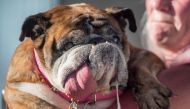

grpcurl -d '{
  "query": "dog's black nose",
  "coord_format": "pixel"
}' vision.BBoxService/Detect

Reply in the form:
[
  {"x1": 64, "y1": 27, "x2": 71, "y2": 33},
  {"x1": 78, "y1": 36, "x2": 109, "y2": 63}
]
[{"x1": 88, "y1": 35, "x2": 106, "y2": 45}]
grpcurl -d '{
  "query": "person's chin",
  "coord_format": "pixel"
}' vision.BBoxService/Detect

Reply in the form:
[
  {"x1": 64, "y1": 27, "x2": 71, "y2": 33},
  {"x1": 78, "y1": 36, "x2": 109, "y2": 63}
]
[
  {"x1": 148, "y1": 27, "x2": 179, "y2": 50},
  {"x1": 149, "y1": 22, "x2": 176, "y2": 40},
  {"x1": 150, "y1": 21, "x2": 174, "y2": 30}
]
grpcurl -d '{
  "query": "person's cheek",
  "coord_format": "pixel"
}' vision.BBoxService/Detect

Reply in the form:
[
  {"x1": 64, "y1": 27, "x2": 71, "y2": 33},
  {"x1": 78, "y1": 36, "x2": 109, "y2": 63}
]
[{"x1": 145, "y1": 1, "x2": 153, "y2": 16}]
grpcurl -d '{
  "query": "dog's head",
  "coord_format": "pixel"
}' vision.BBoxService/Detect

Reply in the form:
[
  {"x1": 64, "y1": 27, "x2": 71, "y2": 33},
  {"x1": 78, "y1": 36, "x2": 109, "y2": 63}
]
[{"x1": 19, "y1": 3, "x2": 136, "y2": 102}]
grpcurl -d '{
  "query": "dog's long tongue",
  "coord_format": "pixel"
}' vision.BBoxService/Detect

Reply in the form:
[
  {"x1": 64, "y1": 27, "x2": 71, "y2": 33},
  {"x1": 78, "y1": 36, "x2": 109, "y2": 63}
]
[{"x1": 64, "y1": 64, "x2": 97, "y2": 101}]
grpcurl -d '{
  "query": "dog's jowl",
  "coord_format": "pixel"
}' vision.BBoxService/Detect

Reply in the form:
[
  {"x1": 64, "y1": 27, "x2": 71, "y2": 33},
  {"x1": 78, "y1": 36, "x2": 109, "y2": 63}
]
[{"x1": 4, "y1": 3, "x2": 171, "y2": 109}]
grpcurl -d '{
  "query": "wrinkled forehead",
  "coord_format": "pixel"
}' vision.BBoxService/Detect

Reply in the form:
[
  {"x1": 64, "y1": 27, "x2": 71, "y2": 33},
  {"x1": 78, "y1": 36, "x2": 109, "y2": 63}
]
[
  {"x1": 42, "y1": 3, "x2": 122, "y2": 42},
  {"x1": 44, "y1": 3, "x2": 109, "y2": 23},
  {"x1": 69, "y1": 3, "x2": 105, "y2": 13}
]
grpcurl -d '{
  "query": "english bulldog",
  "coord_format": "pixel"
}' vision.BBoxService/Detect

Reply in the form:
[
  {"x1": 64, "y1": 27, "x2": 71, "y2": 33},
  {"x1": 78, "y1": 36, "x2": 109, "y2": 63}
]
[{"x1": 4, "y1": 3, "x2": 171, "y2": 109}]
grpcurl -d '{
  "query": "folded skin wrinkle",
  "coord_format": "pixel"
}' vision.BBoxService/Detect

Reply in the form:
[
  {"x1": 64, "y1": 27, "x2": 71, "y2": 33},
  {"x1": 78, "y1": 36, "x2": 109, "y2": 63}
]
[{"x1": 51, "y1": 42, "x2": 128, "y2": 102}]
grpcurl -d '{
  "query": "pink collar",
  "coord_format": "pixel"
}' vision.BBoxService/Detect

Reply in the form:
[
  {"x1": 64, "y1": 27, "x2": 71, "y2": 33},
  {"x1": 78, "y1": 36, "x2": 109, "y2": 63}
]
[{"x1": 33, "y1": 48, "x2": 123, "y2": 104}]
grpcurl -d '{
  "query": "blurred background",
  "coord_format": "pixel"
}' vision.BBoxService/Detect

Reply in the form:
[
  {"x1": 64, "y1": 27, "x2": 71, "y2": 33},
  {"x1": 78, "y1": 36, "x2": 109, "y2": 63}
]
[{"x1": 0, "y1": 0, "x2": 145, "y2": 108}]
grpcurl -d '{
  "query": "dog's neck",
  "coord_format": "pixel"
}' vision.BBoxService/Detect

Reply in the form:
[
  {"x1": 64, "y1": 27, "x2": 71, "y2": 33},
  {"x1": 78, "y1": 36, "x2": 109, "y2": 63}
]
[{"x1": 9, "y1": 82, "x2": 116, "y2": 109}]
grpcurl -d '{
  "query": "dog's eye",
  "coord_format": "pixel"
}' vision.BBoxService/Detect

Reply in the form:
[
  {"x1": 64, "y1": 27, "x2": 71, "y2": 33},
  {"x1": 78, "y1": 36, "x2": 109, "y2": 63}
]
[
  {"x1": 113, "y1": 35, "x2": 120, "y2": 43},
  {"x1": 64, "y1": 41, "x2": 74, "y2": 50},
  {"x1": 56, "y1": 41, "x2": 75, "y2": 52}
]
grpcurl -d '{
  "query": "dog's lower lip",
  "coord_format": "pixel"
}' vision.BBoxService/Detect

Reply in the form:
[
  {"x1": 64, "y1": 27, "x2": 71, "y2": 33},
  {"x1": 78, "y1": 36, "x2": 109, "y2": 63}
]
[
  {"x1": 63, "y1": 64, "x2": 91, "y2": 88},
  {"x1": 62, "y1": 58, "x2": 91, "y2": 88},
  {"x1": 62, "y1": 64, "x2": 85, "y2": 88},
  {"x1": 63, "y1": 64, "x2": 98, "y2": 101},
  {"x1": 62, "y1": 71, "x2": 74, "y2": 88}
]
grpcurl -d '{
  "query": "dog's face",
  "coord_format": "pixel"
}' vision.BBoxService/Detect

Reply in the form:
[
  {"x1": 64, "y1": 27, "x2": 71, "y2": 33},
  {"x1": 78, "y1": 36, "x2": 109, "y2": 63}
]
[{"x1": 20, "y1": 3, "x2": 136, "y2": 102}]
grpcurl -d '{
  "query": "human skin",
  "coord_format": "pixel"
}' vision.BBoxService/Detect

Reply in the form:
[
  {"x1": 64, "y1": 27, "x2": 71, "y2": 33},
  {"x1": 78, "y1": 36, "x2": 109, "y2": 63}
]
[
  {"x1": 144, "y1": 0, "x2": 190, "y2": 67},
  {"x1": 109, "y1": 64, "x2": 190, "y2": 109}
]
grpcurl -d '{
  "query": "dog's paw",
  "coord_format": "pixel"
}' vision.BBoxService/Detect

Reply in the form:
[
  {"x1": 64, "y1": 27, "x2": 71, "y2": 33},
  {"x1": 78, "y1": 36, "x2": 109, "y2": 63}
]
[{"x1": 134, "y1": 83, "x2": 172, "y2": 109}]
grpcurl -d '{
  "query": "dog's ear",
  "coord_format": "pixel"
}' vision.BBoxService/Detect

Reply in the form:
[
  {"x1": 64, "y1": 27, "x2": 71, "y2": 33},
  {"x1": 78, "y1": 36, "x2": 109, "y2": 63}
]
[
  {"x1": 106, "y1": 7, "x2": 137, "y2": 32},
  {"x1": 19, "y1": 13, "x2": 51, "y2": 41}
]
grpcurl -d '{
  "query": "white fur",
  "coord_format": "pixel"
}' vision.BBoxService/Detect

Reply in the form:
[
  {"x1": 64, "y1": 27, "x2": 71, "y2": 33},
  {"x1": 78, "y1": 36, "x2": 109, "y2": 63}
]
[
  {"x1": 69, "y1": 3, "x2": 87, "y2": 7},
  {"x1": 9, "y1": 82, "x2": 69, "y2": 109}
]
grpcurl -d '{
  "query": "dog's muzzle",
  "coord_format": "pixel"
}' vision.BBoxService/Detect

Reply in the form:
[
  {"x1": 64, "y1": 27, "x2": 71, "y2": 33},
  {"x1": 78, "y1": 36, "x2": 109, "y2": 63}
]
[{"x1": 50, "y1": 38, "x2": 129, "y2": 102}]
